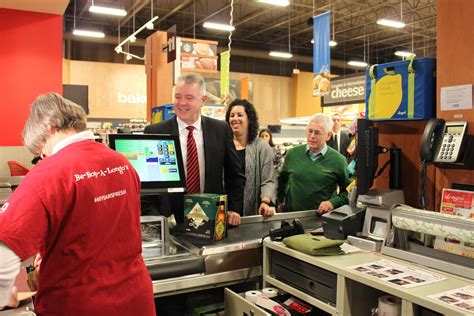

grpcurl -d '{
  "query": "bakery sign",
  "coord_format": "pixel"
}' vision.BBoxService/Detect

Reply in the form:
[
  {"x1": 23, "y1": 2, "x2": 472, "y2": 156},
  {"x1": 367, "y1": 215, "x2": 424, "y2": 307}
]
[{"x1": 322, "y1": 74, "x2": 366, "y2": 106}]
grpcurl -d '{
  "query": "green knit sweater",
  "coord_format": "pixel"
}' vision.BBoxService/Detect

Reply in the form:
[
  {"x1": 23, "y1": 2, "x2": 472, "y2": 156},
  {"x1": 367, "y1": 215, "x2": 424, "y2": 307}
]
[{"x1": 277, "y1": 145, "x2": 350, "y2": 211}]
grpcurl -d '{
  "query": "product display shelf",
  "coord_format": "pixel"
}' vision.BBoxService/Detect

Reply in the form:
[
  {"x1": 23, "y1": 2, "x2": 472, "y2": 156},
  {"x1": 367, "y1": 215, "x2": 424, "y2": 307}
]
[{"x1": 263, "y1": 240, "x2": 472, "y2": 316}]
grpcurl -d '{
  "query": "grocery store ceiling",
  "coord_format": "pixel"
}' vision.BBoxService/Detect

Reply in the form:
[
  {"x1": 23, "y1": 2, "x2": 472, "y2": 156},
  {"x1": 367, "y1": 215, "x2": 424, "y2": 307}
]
[{"x1": 64, "y1": 0, "x2": 436, "y2": 72}]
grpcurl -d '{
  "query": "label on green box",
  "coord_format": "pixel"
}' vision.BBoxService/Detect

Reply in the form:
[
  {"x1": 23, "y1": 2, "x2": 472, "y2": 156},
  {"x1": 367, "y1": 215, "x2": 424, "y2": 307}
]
[{"x1": 184, "y1": 194, "x2": 227, "y2": 242}]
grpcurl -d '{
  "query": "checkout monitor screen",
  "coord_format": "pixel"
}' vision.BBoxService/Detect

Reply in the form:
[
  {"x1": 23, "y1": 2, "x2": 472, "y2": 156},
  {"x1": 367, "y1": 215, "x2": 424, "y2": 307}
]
[{"x1": 108, "y1": 134, "x2": 186, "y2": 193}]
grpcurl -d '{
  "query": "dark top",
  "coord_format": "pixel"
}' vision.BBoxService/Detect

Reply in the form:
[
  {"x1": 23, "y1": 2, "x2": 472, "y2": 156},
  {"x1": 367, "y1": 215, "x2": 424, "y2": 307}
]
[
  {"x1": 143, "y1": 116, "x2": 246, "y2": 221},
  {"x1": 327, "y1": 128, "x2": 351, "y2": 159},
  {"x1": 237, "y1": 149, "x2": 246, "y2": 173}
]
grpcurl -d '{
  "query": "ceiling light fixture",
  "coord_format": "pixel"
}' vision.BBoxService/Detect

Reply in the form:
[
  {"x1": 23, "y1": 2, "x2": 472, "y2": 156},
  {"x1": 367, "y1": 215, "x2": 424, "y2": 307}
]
[
  {"x1": 270, "y1": 13, "x2": 292, "y2": 59},
  {"x1": 145, "y1": 21, "x2": 154, "y2": 30},
  {"x1": 376, "y1": 19, "x2": 406, "y2": 28},
  {"x1": 73, "y1": 29, "x2": 105, "y2": 38},
  {"x1": 114, "y1": 16, "x2": 159, "y2": 59},
  {"x1": 72, "y1": 0, "x2": 105, "y2": 38},
  {"x1": 396, "y1": 15, "x2": 417, "y2": 59},
  {"x1": 377, "y1": 0, "x2": 405, "y2": 28},
  {"x1": 89, "y1": 4, "x2": 127, "y2": 16},
  {"x1": 311, "y1": 39, "x2": 337, "y2": 47},
  {"x1": 203, "y1": 22, "x2": 235, "y2": 31},
  {"x1": 395, "y1": 51, "x2": 416, "y2": 57},
  {"x1": 269, "y1": 51, "x2": 293, "y2": 58},
  {"x1": 330, "y1": 10, "x2": 337, "y2": 47},
  {"x1": 146, "y1": 0, "x2": 155, "y2": 30},
  {"x1": 258, "y1": 0, "x2": 290, "y2": 7},
  {"x1": 347, "y1": 32, "x2": 369, "y2": 68},
  {"x1": 125, "y1": 52, "x2": 144, "y2": 60},
  {"x1": 347, "y1": 60, "x2": 368, "y2": 67}
]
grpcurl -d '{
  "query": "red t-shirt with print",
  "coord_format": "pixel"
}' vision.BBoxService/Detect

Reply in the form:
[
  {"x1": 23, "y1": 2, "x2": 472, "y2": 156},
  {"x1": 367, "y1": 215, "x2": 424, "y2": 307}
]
[{"x1": 0, "y1": 140, "x2": 154, "y2": 316}]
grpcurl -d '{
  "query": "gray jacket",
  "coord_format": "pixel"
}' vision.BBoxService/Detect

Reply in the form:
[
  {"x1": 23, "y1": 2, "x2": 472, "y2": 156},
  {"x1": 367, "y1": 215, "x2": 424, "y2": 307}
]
[{"x1": 243, "y1": 138, "x2": 276, "y2": 216}]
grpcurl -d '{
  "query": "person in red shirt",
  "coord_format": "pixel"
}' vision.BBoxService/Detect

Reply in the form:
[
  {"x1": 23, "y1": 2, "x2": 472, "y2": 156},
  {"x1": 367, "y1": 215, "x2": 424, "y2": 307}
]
[{"x1": 0, "y1": 93, "x2": 155, "y2": 315}]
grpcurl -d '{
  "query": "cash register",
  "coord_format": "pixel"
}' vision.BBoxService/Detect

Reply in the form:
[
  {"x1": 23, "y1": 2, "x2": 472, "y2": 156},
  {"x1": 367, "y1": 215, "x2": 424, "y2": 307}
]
[
  {"x1": 347, "y1": 188, "x2": 404, "y2": 251},
  {"x1": 322, "y1": 205, "x2": 366, "y2": 240}
]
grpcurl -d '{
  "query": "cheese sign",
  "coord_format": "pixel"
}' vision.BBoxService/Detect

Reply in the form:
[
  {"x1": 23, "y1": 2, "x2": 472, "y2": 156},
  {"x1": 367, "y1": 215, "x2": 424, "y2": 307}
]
[{"x1": 323, "y1": 75, "x2": 366, "y2": 106}]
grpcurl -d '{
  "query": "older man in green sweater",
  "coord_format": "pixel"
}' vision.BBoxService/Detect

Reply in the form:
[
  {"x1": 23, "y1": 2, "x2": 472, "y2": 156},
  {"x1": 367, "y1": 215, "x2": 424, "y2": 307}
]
[{"x1": 277, "y1": 113, "x2": 351, "y2": 215}]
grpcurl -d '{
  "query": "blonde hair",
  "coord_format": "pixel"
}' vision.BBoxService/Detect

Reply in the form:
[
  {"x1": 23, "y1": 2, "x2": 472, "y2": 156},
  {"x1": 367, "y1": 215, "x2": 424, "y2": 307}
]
[{"x1": 22, "y1": 93, "x2": 87, "y2": 155}]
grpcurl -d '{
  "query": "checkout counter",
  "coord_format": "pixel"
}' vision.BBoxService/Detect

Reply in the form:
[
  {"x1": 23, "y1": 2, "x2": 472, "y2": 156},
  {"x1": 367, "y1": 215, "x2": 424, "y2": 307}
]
[
  {"x1": 142, "y1": 210, "x2": 322, "y2": 297},
  {"x1": 6, "y1": 177, "x2": 472, "y2": 315}
]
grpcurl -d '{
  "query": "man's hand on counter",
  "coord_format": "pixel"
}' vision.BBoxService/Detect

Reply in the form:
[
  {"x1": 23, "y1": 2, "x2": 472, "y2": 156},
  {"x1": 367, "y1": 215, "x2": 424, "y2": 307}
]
[
  {"x1": 317, "y1": 201, "x2": 334, "y2": 215},
  {"x1": 227, "y1": 211, "x2": 241, "y2": 226}
]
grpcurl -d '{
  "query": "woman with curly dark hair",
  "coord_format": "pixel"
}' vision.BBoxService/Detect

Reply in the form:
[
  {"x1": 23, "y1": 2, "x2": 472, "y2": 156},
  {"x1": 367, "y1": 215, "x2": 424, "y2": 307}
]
[{"x1": 225, "y1": 99, "x2": 275, "y2": 218}]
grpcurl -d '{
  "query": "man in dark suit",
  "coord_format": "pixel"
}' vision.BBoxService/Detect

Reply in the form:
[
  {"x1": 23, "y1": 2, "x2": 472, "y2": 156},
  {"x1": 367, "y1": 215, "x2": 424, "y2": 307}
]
[
  {"x1": 327, "y1": 113, "x2": 351, "y2": 159},
  {"x1": 144, "y1": 73, "x2": 245, "y2": 225}
]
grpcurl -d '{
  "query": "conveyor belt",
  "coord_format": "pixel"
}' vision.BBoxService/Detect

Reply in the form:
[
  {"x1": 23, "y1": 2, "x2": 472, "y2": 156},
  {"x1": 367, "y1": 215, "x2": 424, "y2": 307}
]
[{"x1": 144, "y1": 210, "x2": 323, "y2": 296}]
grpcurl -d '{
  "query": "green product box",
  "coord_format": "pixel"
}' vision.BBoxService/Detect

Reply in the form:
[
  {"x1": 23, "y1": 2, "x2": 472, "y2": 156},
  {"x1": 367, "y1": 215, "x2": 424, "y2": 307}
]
[{"x1": 184, "y1": 193, "x2": 227, "y2": 242}]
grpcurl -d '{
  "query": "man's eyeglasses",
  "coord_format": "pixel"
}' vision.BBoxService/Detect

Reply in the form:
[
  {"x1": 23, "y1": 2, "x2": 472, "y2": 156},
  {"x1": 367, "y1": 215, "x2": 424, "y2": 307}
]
[{"x1": 307, "y1": 129, "x2": 325, "y2": 136}]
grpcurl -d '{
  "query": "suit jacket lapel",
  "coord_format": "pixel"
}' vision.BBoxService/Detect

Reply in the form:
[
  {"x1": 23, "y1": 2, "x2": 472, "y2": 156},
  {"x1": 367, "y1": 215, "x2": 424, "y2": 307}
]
[
  {"x1": 342, "y1": 130, "x2": 349, "y2": 147},
  {"x1": 328, "y1": 135, "x2": 335, "y2": 148},
  {"x1": 201, "y1": 116, "x2": 209, "y2": 172}
]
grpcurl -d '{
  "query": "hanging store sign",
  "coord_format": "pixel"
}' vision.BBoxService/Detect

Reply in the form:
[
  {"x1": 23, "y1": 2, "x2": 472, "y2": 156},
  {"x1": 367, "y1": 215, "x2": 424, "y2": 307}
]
[
  {"x1": 323, "y1": 74, "x2": 366, "y2": 106},
  {"x1": 166, "y1": 25, "x2": 177, "y2": 63},
  {"x1": 220, "y1": 50, "x2": 230, "y2": 97},
  {"x1": 313, "y1": 11, "x2": 331, "y2": 97}
]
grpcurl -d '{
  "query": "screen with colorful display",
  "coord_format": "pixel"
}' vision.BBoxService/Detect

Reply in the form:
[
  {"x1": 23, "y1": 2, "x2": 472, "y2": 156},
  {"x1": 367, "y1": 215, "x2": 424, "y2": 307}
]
[{"x1": 108, "y1": 134, "x2": 186, "y2": 193}]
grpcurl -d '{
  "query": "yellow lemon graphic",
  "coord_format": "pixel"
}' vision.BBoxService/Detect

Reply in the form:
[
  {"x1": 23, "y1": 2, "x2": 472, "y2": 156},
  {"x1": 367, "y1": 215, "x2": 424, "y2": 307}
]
[{"x1": 369, "y1": 74, "x2": 402, "y2": 119}]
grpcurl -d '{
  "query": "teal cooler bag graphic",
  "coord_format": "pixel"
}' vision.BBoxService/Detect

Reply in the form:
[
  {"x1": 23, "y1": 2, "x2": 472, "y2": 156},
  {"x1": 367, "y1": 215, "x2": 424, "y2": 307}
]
[{"x1": 366, "y1": 57, "x2": 436, "y2": 121}]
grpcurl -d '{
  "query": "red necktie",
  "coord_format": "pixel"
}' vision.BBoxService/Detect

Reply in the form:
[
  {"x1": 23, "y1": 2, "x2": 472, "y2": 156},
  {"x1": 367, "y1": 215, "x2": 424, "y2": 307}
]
[{"x1": 186, "y1": 126, "x2": 200, "y2": 194}]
